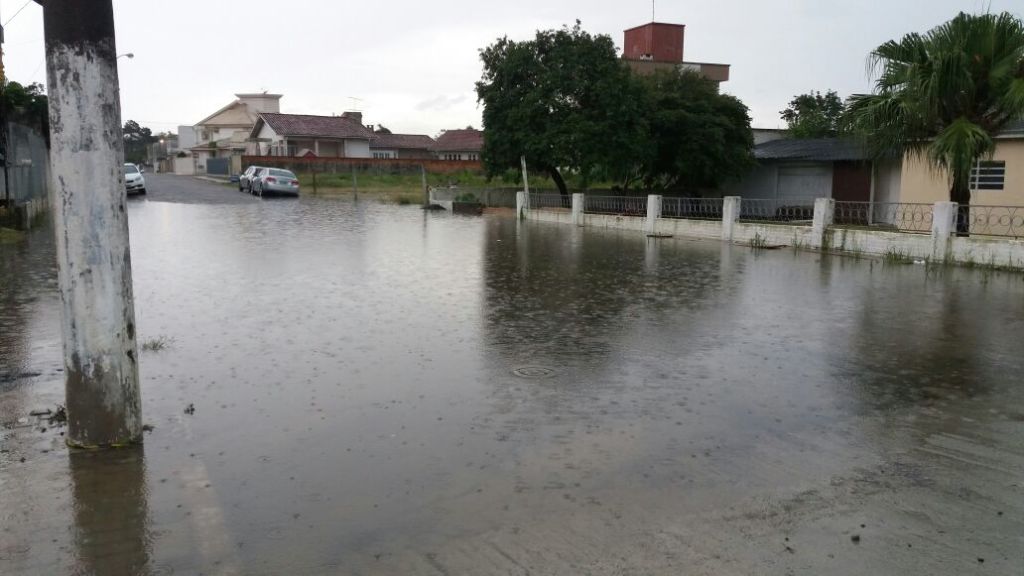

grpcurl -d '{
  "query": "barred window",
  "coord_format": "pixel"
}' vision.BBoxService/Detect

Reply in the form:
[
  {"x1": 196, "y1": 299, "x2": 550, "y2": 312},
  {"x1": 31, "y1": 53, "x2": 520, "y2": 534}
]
[{"x1": 971, "y1": 161, "x2": 1005, "y2": 190}]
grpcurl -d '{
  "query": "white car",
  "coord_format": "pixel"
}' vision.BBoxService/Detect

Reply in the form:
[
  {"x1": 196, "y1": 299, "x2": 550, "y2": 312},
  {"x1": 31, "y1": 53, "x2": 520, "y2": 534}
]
[{"x1": 125, "y1": 163, "x2": 146, "y2": 195}]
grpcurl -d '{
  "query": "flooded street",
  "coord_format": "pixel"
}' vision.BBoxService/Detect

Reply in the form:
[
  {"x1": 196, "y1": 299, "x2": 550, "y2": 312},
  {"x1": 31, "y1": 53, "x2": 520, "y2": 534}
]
[{"x1": 2, "y1": 174, "x2": 1024, "y2": 575}]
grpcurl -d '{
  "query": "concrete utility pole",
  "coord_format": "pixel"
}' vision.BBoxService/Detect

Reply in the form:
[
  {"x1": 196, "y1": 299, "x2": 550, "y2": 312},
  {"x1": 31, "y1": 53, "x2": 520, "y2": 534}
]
[{"x1": 41, "y1": 0, "x2": 142, "y2": 448}]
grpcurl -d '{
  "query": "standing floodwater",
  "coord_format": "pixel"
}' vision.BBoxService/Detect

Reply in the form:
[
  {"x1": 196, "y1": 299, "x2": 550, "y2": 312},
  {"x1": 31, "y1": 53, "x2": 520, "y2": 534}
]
[{"x1": 2, "y1": 175, "x2": 1023, "y2": 575}]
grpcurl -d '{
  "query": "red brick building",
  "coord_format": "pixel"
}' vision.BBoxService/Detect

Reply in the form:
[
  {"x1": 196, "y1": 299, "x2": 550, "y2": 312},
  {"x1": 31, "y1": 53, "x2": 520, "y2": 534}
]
[{"x1": 622, "y1": 22, "x2": 730, "y2": 84}]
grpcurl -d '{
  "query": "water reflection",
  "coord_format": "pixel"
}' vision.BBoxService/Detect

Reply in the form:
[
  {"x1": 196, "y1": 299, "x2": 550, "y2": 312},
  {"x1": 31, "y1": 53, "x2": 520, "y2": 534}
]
[
  {"x1": 3, "y1": 188, "x2": 1024, "y2": 574},
  {"x1": 69, "y1": 447, "x2": 151, "y2": 576}
]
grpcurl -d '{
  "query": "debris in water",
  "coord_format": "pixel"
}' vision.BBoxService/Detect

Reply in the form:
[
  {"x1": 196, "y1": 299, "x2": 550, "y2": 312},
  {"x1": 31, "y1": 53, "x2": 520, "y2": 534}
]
[
  {"x1": 49, "y1": 406, "x2": 67, "y2": 425},
  {"x1": 184, "y1": 403, "x2": 195, "y2": 415},
  {"x1": 29, "y1": 409, "x2": 52, "y2": 417},
  {"x1": 851, "y1": 534, "x2": 861, "y2": 544},
  {"x1": 142, "y1": 424, "x2": 155, "y2": 432}
]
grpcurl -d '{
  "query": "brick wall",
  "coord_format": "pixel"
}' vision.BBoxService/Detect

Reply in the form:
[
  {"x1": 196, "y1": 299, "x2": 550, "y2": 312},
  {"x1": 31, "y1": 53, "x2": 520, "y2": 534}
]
[{"x1": 242, "y1": 155, "x2": 482, "y2": 175}]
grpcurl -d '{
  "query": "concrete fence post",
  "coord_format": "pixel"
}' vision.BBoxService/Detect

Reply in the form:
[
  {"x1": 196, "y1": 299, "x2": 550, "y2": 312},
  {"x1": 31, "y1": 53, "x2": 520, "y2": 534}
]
[
  {"x1": 43, "y1": 0, "x2": 142, "y2": 447},
  {"x1": 931, "y1": 201, "x2": 958, "y2": 262},
  {"x1": 645, "y1": 194, "x2": 662, "y2": 236},
  {"x1": 721, "y1": 196, "x2": 741, "y2": 242},
  {"x1": 572, "y1": 193, "x2": 585, "y2": 227},
  {"x1": 811, "y1": 198, "x2": 835, "y2": 250}
]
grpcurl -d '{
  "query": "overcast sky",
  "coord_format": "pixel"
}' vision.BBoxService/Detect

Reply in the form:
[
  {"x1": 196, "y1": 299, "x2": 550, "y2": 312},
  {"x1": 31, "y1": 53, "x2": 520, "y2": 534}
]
[{"x1": 0, "y1": 0, "x2": 1019, "y2": 137}]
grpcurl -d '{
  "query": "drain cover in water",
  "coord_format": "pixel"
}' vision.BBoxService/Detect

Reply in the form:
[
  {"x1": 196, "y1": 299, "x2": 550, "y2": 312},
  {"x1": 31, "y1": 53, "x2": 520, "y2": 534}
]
[{"x1": 512, "y1": 365, "x2": 559, "y2": 379}]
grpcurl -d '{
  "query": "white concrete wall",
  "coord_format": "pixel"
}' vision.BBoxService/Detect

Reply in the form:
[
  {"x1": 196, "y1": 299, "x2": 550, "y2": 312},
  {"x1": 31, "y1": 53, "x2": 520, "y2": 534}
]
[
  {"x1": 524, "y1": 196, "x2": 1024, "y2": 271},
  {"x1": 173, "y1": 156, "x2": 194, "y2": 175}
]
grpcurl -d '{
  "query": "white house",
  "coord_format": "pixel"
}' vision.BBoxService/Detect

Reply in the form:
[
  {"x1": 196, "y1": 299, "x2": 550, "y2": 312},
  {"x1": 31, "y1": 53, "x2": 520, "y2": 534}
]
[{"x1": 248, "y1": 111, "x2": 374, "y2": 158}]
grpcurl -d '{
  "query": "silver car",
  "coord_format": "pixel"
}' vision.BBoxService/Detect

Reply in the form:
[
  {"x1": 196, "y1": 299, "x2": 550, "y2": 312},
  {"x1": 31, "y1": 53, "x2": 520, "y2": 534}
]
[
  {"x1": 124, "y1": 163, "x2": 146, "y2": 195},
  {"x1": 239, "y1": 165, "x2": 265, "y2": 193},
  {"x1": 252, "y1": 168, "x2": 300, "y2": 197}
]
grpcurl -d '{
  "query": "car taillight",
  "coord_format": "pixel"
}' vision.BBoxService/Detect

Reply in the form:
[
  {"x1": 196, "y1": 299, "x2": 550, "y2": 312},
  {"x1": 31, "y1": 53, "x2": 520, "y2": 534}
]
[{"x1": 266, "y1": 177, "x2": 276, "y2": 183}]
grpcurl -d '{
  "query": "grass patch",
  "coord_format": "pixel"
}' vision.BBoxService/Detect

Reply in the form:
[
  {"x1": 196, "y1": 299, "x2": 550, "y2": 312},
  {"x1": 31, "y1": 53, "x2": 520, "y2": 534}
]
[
  {"x1": 141, "y1": 336, "x2": 174, "y2": 352},
  {"x1": 0, "y1": 227, "x2": 24, "y2": 244},
  {"x1": 882, "y1": 247, "x2": 914, "y2": 264}
]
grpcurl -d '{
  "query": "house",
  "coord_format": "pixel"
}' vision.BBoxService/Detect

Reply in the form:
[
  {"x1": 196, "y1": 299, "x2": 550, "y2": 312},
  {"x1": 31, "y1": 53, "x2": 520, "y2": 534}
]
[
  {"x1": 724, "y1": 138, "x2": 899, "y2": 205},
  {"x1": 370, "y1": 133, "x2": 436, "y2": 159},
  {"x1": 434, "y1": 128, "x2": 483, "y2": 161},
  {"x1": 190, "y1": 93, "x2": 283, "y2": 175},
  {"x1": 248, "y1": 111, "x2": 374, "y2": 158},
  {"x1": 897, "y1": 119, "x2": 1024, "y2": 208},
  {"x1": 621, "y1": 22, "x2": 730, "y2": 84}
]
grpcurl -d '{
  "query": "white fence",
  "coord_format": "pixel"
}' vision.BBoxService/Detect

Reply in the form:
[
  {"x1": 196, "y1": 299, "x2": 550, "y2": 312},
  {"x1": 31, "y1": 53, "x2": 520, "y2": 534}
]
[{"x1": 518, "y1": 193, "x2": 1024, "y2": 271}]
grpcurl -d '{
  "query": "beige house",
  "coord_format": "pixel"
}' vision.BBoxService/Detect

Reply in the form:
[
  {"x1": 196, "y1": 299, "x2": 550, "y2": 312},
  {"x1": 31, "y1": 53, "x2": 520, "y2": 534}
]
[
  {"x1": 190, "y1": 93, "x2": 283, "y2": 174},
  {"x1": 898, "y1": 120, "x2": 1024, "y2": 208}
]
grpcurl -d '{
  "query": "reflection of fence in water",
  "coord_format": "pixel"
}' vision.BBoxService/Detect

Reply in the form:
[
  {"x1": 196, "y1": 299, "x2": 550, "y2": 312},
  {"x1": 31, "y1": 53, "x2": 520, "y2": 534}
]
[
  {"x1": 738, "y1": 198, "x2": 815, "y2": 223},
  {"x1": 583, "y1": 195, "x2": 647, "y2": 216},
  {"x1": 661, "y1": 197, "x2": 723, "y2": 220},
  {"x1": 833, "y1": 202, "x2": 934, "y2": 234}
]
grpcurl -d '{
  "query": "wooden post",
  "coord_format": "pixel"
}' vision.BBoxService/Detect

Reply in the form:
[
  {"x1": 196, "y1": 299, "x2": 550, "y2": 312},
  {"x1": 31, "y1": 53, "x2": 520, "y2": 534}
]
[
  {"x1": 520, "y1": 155, "x2": 530, "y2": 210},
  {"x1": 42, "y1": 0, "x2": 142, "y2": 448}
]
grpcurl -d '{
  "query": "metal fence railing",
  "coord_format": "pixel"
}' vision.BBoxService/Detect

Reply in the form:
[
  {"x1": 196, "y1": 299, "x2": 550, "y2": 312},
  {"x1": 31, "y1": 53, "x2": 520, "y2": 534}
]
[
  {"x1": 584, "y1": 195, "x2": 647, "y2": 217},
  {"x1": 965, "y1": 205, "x2": 1024, "y2": 238},
  {"x1": 738, "y1": 198, "x2": 815, "y2": 224},
  {"x1": 661, "y1": 197, "x2": 724, "y2": 220},
  {"x1": 529, "y1": 193, "x2": 571, "y2": 210},
  {"x1": 833, "y1": 202, "x2": 934, "y2": 234}
]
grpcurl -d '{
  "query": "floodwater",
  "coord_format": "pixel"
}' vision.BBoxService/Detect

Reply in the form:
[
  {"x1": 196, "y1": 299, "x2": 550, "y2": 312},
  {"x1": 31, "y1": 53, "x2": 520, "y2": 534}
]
[{"x1": 2, "y1": 176, "x2": 1024, "y2": 575}]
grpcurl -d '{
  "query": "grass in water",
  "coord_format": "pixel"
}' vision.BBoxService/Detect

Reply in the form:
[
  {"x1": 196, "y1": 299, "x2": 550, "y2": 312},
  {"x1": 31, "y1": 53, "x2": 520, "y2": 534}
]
[{"x1": 141, "y1": 336, "x2": 174, "y2": 352}]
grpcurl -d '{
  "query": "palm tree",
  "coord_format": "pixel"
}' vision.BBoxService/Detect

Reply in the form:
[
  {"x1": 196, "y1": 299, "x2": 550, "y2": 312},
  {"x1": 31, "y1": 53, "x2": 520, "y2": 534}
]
[{"x1": 848, "y1": 12, "x2": 1024, "y2": 232}]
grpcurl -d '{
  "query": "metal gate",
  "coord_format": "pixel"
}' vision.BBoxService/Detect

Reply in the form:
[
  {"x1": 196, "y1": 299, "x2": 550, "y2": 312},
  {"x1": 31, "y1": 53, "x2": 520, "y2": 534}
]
[{"x1": 206, "y1": 157, "x2": 230, "y2": 176}]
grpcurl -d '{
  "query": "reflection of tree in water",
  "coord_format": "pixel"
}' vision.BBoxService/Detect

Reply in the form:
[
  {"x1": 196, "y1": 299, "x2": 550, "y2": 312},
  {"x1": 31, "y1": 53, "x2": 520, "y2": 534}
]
[
  {"x1": 0, "y1": 226, "x2": 57, "y2": 383},
  {"x1": 480, "y1": 217, "x2": 742, "y2": 372},
  {"x1": 70, "y1": 447, "x2": 152, "y2": 576}
]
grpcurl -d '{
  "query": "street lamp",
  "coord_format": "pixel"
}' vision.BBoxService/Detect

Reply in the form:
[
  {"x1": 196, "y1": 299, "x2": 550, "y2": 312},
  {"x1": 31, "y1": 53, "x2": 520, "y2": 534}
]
[{"x1": 117, "y1": 52, "x2": 134, "y2": 59}]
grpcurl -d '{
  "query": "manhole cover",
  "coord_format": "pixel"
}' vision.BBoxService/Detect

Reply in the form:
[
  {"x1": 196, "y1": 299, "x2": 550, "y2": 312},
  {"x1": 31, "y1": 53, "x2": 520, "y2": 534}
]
[{"x1": 512, "y1": 366, "x2": 559, "y2": 379}]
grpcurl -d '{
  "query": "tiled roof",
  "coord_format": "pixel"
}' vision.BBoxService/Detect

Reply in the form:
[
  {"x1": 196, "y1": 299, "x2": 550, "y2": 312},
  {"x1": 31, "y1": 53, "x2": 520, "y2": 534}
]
[
  {"x1": 755, "y1": 138, "x2": 869, "y2": 161},
  {"x1": 371, "y1": 133, "x2": 436, "y2": 150},
  {"x1": 434, "y1": 129, "x2": 484, "y2": 152},
  {"x1": 258, "y1": 113, "x2": 374, "y2": 140}
]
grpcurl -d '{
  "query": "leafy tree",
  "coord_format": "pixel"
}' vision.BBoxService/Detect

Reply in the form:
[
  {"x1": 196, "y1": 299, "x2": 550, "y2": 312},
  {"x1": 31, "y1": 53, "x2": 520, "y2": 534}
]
[
  {"x1": 780, "y1": 90, "x2": 847, "y2": 138},
  {"x1": 2, "y1": 80, "x2": 49, "y2": 136},
  {"x1": 847, "y1": 12, "x2": 1024, "y2": 223},
  {"x1": 636, "y1": 70, "x2": 754, "y2": 192},
  {"x1": 476, "y1": 22, "x2": 647, "y2": 194},
  {"x1": 122, "y1": 120, "x2": 155, "y2": 164}
]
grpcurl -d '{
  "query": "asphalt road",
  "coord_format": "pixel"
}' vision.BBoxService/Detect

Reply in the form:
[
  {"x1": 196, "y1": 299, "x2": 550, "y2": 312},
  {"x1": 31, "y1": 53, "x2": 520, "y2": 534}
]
[{"x1": 134, "y1": 173, "x2": 258, "y2": 205}]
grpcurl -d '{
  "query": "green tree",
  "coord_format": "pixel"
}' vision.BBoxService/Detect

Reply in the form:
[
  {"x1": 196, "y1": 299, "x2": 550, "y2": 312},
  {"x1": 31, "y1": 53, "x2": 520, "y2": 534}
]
[
  {"x1": 2, "y1": 80, "x2": 49, "y2": 135},
  {"x1": 636, "y1": 70, "x2": 754, "y2": 193},
  {"x1": 476, "y1": 22, "x2": 647, "y2": 194},
  {"x1": 122, "y1": 120, "x2": 155, "y2": 164},
  {"x1": 847, "y1": 12, "x2": 1024, "y2": 219},
  {"x1": 781, "y1": 90, "x2": 847, "y2": 138}
]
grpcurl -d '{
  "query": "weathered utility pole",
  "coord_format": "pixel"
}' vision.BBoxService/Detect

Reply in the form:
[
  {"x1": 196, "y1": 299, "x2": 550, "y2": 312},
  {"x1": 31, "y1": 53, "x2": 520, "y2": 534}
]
[{"x1": 41, "y1": 0, "x2": 142, "y2": 448}]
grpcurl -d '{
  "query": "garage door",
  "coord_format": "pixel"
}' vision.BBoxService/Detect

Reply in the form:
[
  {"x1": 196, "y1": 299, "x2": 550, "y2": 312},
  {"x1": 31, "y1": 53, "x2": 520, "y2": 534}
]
[{"x1": 778, "y1": 165, "x2": 831, "y2": 202}]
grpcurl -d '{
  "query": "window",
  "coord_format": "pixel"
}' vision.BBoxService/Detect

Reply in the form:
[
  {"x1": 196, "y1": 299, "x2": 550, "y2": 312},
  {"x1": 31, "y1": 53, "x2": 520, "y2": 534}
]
[{"x1": 971, "y1": 161, "x2": 1005, "y2": 190}]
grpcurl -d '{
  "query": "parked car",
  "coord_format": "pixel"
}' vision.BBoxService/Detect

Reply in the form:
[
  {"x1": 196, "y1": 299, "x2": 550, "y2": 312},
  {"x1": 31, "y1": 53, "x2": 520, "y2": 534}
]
[
  {"x1": 239, "y1": 165, "x2": 264, "y2": 193},
  {"x1": 252, "y1": 168, "x2": 300, "y2": 197},
  {"x1": 124, "y1": 163, "x2": 146, "y2": 195}
]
